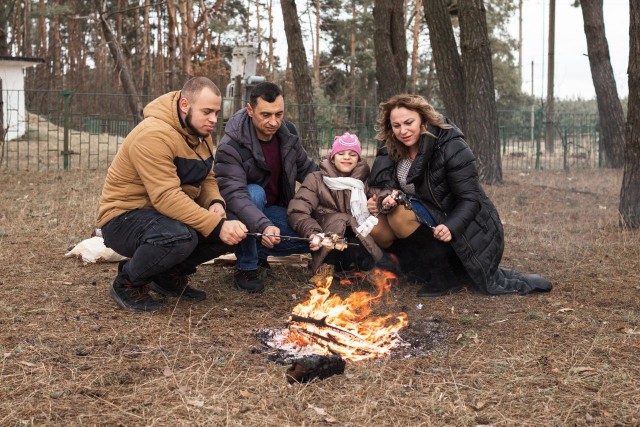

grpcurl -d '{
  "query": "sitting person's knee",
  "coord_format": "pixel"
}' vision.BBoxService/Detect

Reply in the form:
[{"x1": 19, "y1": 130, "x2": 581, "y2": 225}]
[{"x1": 247, "y1": 184, "x2": 267, "y2": 208}]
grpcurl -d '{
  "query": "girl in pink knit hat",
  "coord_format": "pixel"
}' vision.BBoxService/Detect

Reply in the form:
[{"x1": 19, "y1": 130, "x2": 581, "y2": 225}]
[{"x1": 288, "y1": 132, "x2": 397, "y2": 284}]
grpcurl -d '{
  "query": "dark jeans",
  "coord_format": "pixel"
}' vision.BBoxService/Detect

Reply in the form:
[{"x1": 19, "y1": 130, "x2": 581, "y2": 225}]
[
  {"x1": 102, "y1": 208, "x2": 234, "y2": 285},
  {"x1": 234, "y1": 184, "x2": 310, "y2": 271}
]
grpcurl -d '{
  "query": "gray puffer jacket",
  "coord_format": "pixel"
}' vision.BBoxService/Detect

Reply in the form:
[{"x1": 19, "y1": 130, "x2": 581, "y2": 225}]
[
  {"x1": 214, "y1": 108, "x2": 318, "y2": 233},
  {"x1": 368, "y1": 120, "x2": 504, "y2": 294}
]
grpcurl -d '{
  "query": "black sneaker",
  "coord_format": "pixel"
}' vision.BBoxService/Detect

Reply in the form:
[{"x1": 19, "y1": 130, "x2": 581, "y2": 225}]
[
  {"x1": 258, "y1": 257, "x2": 276, "y2": 278},
  {"x1": 149, "y1": 273, "x2": 206, "y2": 301},
  {"x1": 110, "y1": 276, "x2": 161, "y2": 312},
  {"x1": 234, "y1": 269, "x2": 264, "y2": 293}
]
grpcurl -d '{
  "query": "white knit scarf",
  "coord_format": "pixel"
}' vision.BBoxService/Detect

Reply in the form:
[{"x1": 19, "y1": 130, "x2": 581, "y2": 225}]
[{"x1": 322, "y1": 176, "x2": 379, "y2": 237}]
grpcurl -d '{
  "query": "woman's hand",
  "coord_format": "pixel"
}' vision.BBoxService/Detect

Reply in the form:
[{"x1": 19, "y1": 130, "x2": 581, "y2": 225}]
[
  {"x1": 381, "y1": 194, "x2": 397, "y2": 211},
  {"x1": 433, "y1": 224, "x2": 452, "y2": 242}
]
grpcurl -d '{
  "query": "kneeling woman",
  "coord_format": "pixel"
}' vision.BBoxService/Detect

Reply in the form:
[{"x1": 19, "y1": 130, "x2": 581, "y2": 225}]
[{"x1": 367, "y1": 94, "x2": 552, "y2": 297}]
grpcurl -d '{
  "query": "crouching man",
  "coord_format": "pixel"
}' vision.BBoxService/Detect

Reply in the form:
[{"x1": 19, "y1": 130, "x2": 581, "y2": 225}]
[{"x1": 96, "y1": 77, "x2": 247, "y2": 312}]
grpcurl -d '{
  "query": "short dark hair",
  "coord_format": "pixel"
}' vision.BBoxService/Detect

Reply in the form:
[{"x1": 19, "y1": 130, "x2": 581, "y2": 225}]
[
  {"x1": 249, "y1": 82, "x2": 283, "y2": 107},
  {"x1": 181, "y1": 77, "x2": 221, "y2": 102}
]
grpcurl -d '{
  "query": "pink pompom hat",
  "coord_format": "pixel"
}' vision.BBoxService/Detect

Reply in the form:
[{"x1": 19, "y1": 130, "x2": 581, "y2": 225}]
[{"x1": 330, "y1": 132, "x2": 362, "y2": 159}]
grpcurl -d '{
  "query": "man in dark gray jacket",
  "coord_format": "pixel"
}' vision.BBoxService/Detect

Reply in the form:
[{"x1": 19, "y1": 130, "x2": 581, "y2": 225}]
[{"x1": 214, "y1": 82, "x2": 318, "y2": 292}]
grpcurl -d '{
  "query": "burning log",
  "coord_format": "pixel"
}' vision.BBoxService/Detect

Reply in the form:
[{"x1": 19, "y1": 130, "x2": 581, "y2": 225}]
[
  {"x1": 286, "y1": 268, "x2": 409, "y2": 362},
  {"x1": 285, "y1": 354, "x2": 346, "y2": 384}
]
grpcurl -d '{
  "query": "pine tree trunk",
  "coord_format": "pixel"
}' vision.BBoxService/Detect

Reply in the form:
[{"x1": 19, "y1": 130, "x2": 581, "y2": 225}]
[
  {"x1": 100, "y1": 12, "x2": 143, "y2": 121},
  {"x1": 314, "y1": 0, "x2": 321, "y2": 83},
  {"x1": 49, "y1": 2, "x2": 62, "y2": 88},
  {"x1": 422, "y1": 0, "x2": 465, "y2": 129},
  {"x1": 141, "y1": 0, "x2": 150, "y2": 93},
  {"x1": 619, "y1": 0, "x2": 640, "y2": 227},
  {"x1": 581, "y1": 0, "x2": 626, "y2": 168},
  {"x1": 459, "y1": 0, "x2": 502, "y2": 184},
  {"x1": 166, "y1": 1, "x2": 179, "y2": 90},
  {"x1": 350, "y1": 0, "x2": 357, "y2": 107},
  {"x1": 410, "y1": 0, "x2": 422, "y2": 93},
  {"x1": 373, "y1": 0, "x2": 407, "y2": 102},
  {"x1": 281, "y1": 0, "x2": 319, "y2": 159},
  {"x1": 23, "y1": 0, "x2": 31, "y2": 56}
]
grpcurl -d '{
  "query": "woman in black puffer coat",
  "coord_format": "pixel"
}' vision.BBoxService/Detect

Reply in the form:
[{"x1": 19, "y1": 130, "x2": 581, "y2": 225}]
[{"x1": 367, "y1": 94, "x2": 552, "y2": 297}]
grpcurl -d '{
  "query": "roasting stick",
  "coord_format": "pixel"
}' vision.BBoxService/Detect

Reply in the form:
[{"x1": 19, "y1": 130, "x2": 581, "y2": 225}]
[{"x1": 247, "y1": 233, "x2": 360, "y2": 248}]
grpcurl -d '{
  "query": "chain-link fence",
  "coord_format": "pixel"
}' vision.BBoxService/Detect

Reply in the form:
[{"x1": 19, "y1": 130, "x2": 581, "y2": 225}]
[{"x1": 1, "y1": 89, "x2": 601, "y2": 171}]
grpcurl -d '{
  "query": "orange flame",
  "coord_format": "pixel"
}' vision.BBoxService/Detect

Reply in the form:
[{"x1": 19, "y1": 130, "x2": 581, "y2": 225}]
[{"x1": 287, "y1": 268, "x2": 408, "y2": 362}]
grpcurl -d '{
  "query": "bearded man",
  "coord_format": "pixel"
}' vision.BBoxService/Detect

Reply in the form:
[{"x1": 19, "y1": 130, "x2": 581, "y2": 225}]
[{"x1": 97, "y1": 77, "x2": 247, "y2": 312}]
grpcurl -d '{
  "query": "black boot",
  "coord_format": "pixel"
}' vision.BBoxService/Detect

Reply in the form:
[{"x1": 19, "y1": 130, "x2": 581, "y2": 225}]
[
  {"x1": 416, "y1": 266, "x2": 463, "y2": 297},
  {"x1": 149, "y1": 271, "x2": 206, "y2": 301},
  {"x1": 110, "y1": 261, "x2": 161, "y2": 312},
  {"x1": 485, "y1": 268, "x2": 552, "y2": 295}
]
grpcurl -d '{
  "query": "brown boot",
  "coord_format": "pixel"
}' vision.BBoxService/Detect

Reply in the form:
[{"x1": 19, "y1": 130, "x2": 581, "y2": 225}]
[{"x1": 308, "y1": 263, "x2": 335, "y2": 287}]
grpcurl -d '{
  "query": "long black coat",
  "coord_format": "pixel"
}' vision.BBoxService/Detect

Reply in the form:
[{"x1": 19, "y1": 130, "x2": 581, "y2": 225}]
[
  {"x1": 213, "y1": 108, "x2": 318, "y2": 233},
  {"x1": 368, "y1": 121, "x2": 504, "y2": 293}
]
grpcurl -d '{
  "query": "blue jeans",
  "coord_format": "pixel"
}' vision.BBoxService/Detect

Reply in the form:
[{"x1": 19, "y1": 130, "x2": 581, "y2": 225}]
[
  {"x1": 235, "y1": 184, "x2": 310, "y2": 271},
  {"x1": 102, "y1": 208, "x2": 234, "y2": 285},
  {"x1": 410, "y1": 197, "x2": 437, "y2": 227}
]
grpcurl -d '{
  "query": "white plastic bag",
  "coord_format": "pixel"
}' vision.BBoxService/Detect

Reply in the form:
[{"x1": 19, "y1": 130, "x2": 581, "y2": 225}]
[{"x1": 65, "y1": 236, "x2": 127, "y2": 264}]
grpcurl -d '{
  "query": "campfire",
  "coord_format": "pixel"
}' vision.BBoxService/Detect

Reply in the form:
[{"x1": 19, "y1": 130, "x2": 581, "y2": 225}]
[
  {"x1": 285, "y1": 268, "x2": 408, "y2": 362},
  {"x1": 255, "y1": 267, "x2": 447, "y2": 383}
]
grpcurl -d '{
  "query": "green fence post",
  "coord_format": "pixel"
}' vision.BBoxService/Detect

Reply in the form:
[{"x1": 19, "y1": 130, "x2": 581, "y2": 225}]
[
  {"x1": 535, "y1": 107, "x2": 543, "y2": 170},
  {"x1": 61, "y1": 90, "x2": 74, "y2": 169}
]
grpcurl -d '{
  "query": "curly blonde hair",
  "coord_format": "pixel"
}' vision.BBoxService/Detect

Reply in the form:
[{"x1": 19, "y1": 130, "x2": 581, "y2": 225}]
[{"x1": 375, "y1": 94, "x2": 451, "y2": 161}]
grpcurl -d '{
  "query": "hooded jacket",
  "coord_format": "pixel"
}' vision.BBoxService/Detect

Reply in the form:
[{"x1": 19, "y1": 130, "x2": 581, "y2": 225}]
[
  {"x1": 97, "y1": 91, "x2": 225, "y2": 237},
  {"x1": 368, "y1": 120, "x2": 504, "y2": 293},
  {"x1": 288, "y1": 157, "x2": 384, "y2": 272},
  {"x1": 214, "y1": 108, "x2": 318, "y2": 233}
]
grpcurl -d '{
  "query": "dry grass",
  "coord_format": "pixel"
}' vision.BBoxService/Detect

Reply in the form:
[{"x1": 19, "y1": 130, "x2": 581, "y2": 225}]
[{"x1": 1, "y1": 168, "x2": 639, "y2": 426}]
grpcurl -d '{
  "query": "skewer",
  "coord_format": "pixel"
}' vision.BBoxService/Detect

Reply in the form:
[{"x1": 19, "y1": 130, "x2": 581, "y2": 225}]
[{"x1": 247, "y1": 233, "x2": 360, "y2": 247}]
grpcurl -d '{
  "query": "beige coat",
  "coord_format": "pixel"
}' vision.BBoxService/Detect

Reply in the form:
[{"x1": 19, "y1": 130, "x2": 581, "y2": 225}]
[{"x1": 97, "y1": 91, "x2": 224, "y2": 237}]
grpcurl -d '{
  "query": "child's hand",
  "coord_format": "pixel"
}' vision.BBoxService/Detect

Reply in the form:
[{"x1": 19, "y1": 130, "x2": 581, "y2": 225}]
[
  {"x1": 309, "y1": 234, "x2": 322, "y2": 251},
  {"x1": 367, "y1": 195, "x2": 379, "y2": 215}
]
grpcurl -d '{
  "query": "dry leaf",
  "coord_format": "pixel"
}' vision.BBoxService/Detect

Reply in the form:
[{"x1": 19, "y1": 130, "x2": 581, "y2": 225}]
[
  {"x1": 619, "y1": 327, "x2": 640, "y2": 335},
  {"x1": 186, "y1": 399, "x2": 204, "y2": 407},
  {"x1": 472, "y1": 400, "x2": 487, "y2": 411},
  {"x1": 557, "y1": 308, "x2": 574, "y2": 313},
  {"x1": 570, "y1": 366, "x2": 596, "y2": 375},
  {"x1": 325, "y1": 416, "x2": 337, "y2": 423},
  {"x1": 239, "y1": 390, "x2": 251, "y2": 398},
  {"x1": 163, "y1": 368, "x2": 173, "y2": 377},
  {"x1": 308, "y1": 404, "x2": 327, "y2": 416},
  {"x1": 19, "y1": 361, "x2": 37, "y2": 367}
]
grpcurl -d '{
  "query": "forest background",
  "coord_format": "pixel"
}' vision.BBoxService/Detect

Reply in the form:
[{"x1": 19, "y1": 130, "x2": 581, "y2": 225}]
[
  {"x1": 0, "y1": 0, "x2": 638, "y2": 224},
  {"x1": 0, "y1": 0, "x2": 618, "y2": 118}
]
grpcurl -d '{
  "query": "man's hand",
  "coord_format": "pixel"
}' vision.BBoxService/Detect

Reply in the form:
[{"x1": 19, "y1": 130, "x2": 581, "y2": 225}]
[
  {"x1": 219, "y1": 220, "x2": 247, "y2": 245},
  {"x1": 209, "y1": 202, "x2": 227, "y2": 219},
  {"x1": 261, "y1": 225, "x2": 281, "y2": 248}
]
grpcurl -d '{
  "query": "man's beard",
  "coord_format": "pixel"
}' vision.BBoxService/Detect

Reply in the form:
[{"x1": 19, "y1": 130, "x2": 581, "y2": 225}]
[{"x1": 185, "y1": 108, "x2": 210, "y2": 138}]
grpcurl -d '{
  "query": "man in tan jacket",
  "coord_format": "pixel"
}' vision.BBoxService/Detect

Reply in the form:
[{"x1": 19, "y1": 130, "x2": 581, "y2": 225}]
[{"x1": 97, "y1": 77, "x2": 247, "y2": 312}]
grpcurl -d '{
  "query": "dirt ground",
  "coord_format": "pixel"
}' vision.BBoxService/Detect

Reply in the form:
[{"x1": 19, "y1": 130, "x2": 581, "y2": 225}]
[{"x1": 0, "y1": 168, "x2": 639, "y2": 426}]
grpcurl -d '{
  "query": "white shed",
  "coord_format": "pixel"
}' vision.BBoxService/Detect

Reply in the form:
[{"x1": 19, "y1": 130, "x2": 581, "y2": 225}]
[{"x1": 0, "y1": 56, "x2": 44, "y2": 141}]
